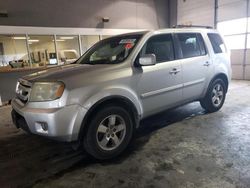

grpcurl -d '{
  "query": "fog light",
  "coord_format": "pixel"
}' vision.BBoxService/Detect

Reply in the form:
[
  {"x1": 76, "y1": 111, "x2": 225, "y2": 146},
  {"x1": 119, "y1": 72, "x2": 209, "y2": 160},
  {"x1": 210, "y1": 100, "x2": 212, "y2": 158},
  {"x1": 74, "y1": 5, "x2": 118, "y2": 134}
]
[{"x1": 40, "y1": 122, "x2": 48, "y2": 131}]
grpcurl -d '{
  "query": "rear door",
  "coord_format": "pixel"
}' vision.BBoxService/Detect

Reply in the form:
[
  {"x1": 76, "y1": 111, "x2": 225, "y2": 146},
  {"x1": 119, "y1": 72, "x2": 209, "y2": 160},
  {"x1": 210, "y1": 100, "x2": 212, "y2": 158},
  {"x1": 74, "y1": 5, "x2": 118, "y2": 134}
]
[{"x1": 175, "y1": 32, "x2": 212, "y2": 101}]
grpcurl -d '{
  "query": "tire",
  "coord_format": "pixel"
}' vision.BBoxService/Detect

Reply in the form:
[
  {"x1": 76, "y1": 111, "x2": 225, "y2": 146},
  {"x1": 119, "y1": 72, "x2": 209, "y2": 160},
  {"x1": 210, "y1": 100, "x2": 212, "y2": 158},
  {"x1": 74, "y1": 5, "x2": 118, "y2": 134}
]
[
  {"x1": 83, "y1": 105, "x2": 134, "y2": 160},
  {"x1": 200, "y1": 78, "x2": 227, "y2": 113}
]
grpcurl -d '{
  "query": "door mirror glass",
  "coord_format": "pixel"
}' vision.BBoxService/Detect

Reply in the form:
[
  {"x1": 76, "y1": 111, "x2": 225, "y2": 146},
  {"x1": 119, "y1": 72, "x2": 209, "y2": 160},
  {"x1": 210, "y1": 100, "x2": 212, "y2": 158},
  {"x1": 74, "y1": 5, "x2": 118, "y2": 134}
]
[{"x1": 139, "y1": 54, "x2": 156, "y2": 66}]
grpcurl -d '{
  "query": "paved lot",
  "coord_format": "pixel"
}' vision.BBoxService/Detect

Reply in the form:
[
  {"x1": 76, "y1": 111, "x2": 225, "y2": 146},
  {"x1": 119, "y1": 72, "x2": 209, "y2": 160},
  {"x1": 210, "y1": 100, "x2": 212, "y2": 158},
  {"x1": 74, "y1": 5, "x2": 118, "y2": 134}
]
[{"x1": 0, "y1": 80, "x2": 250, "y2": 188}]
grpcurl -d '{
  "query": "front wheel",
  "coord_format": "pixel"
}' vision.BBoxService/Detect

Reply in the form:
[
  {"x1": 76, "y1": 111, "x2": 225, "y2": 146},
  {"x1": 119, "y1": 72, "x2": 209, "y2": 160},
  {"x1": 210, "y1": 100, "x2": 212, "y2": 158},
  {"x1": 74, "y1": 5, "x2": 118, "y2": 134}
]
[
  {"x1": 83, "y1": 106, "x2": 134, "y2": 160},
  {"x1": 200, "y1": 78, "x2": 227, "y2": 113}
]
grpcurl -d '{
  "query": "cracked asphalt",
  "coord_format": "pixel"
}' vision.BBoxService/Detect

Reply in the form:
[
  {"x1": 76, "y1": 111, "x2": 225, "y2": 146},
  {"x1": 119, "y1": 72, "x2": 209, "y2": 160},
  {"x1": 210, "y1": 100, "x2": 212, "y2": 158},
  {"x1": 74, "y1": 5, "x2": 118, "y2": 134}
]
[{"x1": 0, "y1": 80, "x2": 250, "y2": 188}]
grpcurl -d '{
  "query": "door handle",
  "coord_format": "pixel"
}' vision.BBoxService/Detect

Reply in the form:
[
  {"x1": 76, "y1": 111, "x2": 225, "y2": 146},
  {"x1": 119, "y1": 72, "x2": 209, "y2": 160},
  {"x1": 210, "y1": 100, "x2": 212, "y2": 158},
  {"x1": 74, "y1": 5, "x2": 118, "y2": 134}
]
[
  {"x1": 169, "y1": 68, "x2": 181, "y2": 75},
  {"x1": 203, "y1": 61, "x2": 210, "y2": 66}
]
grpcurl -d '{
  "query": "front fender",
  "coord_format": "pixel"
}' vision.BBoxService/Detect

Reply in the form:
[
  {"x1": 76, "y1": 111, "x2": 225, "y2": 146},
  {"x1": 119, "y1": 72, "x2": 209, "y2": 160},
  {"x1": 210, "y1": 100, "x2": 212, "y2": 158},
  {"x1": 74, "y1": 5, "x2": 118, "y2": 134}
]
[{"x1": 82, "y1": 86, "x2": 143, "y2": 117}]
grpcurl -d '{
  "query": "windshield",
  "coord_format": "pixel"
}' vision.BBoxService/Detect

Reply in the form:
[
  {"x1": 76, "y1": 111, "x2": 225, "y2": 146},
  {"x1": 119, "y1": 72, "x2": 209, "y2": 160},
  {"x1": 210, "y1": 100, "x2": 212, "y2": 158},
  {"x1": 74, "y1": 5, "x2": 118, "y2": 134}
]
[{"x1": 76, "y1": 34, "x2": 144, "y2": 65}]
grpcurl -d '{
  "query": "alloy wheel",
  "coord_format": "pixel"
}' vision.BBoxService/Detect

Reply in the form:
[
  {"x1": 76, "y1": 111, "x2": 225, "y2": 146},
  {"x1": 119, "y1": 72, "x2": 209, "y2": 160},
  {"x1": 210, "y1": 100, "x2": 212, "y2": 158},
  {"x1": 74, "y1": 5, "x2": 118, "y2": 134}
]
[
  {"x1": 211, "y1": 83, "x2": 224, "y2": 107},
  {"x1": 96, "y1": 115, "x2": 126, "y2": 151}
]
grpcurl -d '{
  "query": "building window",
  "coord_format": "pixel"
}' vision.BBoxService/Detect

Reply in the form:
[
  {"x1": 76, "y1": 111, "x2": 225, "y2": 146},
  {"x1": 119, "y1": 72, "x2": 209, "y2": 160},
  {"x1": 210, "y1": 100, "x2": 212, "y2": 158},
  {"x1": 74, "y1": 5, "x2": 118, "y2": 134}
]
[
  {"x1": 217, "y1": 18, "x2": 247, "y2": 36},
  {"x1": 0, "y1": 35, "x2": 29, "y2": 68},
  {"x1": 28, "y1": 35, "x2": 57, "y2": 67},
  {"x1": 81, "y1": 35, "x2": 100, "y2": 54},
  {"x1": 224, "y1": 34, "x2": 246, "y2": 50},
  {"x1": 247, "y1": 34, "x2": 250, "y2": 49},
  {"x1": 101, "y1": 35, "x2": 112, "y2": 40},
  {"x1": 56, "y1": 35, "x2": 80, "y2": 65},
  {"x1": 217, "y1": 17, "x2": 250, "y2": 50}
]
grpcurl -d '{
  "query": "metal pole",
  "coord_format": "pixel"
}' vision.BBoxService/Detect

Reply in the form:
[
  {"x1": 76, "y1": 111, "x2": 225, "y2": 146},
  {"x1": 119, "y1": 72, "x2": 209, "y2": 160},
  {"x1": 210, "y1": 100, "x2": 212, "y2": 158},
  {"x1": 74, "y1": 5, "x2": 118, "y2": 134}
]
[
  {"x1": 78, "y1": 34, "x2": 83, "y2": 56},
  {"x1": 243, "y1": 0, "x2": 249, "y2": 80},
  {"x1": 214, "y1": 0, "x2": 218, "y2": 29},
  {"x1": 167, "y1": 0, "x2": 171, "y2": 28},
  {"x1": 25, "y1": 34, "x2": 32, "y2": 67},
  {"x1": 53, "y1": 34, "x2": 59, "y2": 65}
]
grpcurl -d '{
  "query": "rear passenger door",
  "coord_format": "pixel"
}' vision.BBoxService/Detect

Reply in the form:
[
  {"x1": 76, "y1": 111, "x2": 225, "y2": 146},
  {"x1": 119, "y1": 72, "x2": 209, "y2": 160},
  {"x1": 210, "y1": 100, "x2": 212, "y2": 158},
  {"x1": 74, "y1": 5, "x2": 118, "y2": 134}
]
[{"x1": 175, "y1": 33, "x2": 212, "y2": 101}]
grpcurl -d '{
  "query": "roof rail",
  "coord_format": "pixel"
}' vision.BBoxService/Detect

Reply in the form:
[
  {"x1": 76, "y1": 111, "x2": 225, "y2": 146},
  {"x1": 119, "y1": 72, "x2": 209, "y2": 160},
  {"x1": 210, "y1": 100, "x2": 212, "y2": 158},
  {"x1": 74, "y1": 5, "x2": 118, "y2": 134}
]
[{"x1": 172, "y1": 25, "x2": 213, "y2": 29}]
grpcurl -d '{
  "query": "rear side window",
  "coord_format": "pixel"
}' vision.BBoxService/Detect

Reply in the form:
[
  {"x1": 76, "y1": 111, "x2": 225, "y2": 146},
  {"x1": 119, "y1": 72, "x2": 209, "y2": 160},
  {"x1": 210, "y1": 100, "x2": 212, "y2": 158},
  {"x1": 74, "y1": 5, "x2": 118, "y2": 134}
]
[
  {"x1": 207, "y1": 33, "x2": 226, "y2": 54},
  {"x1": 141, "y1": 34, "x2": 175, "y2": 63},
  {"x1": 176, "y1": 33, "x2": 206, "y2": 58}
]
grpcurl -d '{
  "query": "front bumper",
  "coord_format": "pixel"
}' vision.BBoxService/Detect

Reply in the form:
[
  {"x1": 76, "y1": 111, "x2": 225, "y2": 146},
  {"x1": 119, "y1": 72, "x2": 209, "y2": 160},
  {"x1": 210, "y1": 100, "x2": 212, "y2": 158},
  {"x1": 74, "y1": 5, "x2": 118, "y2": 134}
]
[{"x1": 11, "y1": 99, "x2": 87, "y2": 142}]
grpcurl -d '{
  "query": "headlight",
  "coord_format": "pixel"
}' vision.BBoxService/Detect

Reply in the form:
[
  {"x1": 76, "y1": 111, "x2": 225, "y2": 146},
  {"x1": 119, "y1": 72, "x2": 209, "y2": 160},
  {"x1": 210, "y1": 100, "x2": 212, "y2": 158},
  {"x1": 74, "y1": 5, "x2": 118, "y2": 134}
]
[{"x1": 30, "y1": 82, "x2": 65, "y2": 102}]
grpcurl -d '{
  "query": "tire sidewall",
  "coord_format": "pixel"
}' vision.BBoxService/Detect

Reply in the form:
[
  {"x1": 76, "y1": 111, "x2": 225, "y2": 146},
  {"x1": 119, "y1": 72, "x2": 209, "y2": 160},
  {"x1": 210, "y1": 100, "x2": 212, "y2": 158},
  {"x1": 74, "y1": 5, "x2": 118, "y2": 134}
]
[
  {"x1": 207, "y1": 78, "x2": 226, "y2": 111},
  {"x1": 84, "y1": 106, "x2": 134, "y2": 160}
]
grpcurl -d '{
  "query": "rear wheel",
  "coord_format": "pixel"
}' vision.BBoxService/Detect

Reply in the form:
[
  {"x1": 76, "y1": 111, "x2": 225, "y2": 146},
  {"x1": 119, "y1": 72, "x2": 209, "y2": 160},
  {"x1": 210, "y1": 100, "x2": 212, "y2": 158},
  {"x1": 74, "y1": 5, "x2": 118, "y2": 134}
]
[
  {"x1": 200, "y1": 78, "x2": 226, "y2": 113},
  {"x1": 83, "y1": 106, "x2": 134, "y2": 160}
]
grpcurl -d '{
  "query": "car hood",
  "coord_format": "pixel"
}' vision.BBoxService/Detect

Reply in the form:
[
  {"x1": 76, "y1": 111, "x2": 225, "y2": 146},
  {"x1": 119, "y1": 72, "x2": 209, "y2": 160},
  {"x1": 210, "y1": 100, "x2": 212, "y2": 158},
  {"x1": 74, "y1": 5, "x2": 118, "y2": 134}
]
[{"x1": 23, "y1": 64, "x2": 117, "y2": 83}]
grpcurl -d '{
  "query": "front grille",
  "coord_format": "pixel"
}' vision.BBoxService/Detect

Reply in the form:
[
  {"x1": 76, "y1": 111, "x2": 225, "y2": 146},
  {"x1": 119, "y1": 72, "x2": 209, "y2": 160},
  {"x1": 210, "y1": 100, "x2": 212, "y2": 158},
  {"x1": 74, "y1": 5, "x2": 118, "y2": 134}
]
[{"x1": 16, "y1": 79, "x2": 32, "y2": 104}]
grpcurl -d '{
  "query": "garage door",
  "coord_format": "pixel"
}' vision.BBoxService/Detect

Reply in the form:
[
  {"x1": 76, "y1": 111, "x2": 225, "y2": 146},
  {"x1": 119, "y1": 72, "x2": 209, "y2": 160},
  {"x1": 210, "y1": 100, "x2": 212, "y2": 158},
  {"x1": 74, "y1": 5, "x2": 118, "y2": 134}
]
[
  {"x1": 177, "y1": 0, "x2": 215, "y2": 27},
  {"x1": 177, "y1": 0, "x2": 250, "y2": 80},
  {"x1": 217, "y1": 0, "x2": 250, "y2": 80}
]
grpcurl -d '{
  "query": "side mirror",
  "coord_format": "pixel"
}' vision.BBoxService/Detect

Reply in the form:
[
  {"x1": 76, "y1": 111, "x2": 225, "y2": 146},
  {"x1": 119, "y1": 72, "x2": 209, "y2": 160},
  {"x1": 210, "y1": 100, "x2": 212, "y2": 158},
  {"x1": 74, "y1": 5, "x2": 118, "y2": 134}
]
[{"x1": 139, "y1": 54, "x2": 156, "y2": 66}]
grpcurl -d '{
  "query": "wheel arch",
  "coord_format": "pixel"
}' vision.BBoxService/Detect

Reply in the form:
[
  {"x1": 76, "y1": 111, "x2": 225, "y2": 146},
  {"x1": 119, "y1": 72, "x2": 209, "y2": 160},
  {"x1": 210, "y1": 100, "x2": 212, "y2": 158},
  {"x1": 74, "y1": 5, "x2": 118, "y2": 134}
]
[
  {"x1": 78, "y1": 95, "x2": 140, "y2": 141},
  {"x1": 201, "y1": 73, "x2": 229, "y2": 99},
  {"x1": 211, "y1": 73, "x2": 229, "y2": 92}
]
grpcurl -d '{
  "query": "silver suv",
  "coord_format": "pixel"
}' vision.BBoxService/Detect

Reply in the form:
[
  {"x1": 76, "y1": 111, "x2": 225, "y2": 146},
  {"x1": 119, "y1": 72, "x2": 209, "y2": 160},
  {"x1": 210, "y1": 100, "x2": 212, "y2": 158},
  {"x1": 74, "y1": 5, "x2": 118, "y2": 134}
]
[{"x1": 11, "y1": 28, "x2": 231, "y2": 159}]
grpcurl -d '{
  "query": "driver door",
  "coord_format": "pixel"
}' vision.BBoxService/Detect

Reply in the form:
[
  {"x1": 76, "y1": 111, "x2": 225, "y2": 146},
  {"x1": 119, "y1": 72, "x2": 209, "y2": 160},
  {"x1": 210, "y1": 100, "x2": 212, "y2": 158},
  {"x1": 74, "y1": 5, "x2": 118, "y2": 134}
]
[{"x1": 136, "y1": 34, "x2": 183, "y2": 117}]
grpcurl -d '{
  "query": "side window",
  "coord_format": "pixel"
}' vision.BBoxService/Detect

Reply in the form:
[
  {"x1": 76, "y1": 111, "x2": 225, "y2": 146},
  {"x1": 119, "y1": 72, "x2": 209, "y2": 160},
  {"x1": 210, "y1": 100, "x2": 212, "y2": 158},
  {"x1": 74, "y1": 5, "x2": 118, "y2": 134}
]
[
  {"x1": 177, "y1": 33, "x2": 203, "y2": 58},
  {"x1": 207, "y1": 33, "x2": 226, "y2": 54},
  {"x1": 197, "y1": 33, "x2": 207, "y2": 56},
  {"x1": 140, "y1": 34, "x2": 175, "y2": 63}
]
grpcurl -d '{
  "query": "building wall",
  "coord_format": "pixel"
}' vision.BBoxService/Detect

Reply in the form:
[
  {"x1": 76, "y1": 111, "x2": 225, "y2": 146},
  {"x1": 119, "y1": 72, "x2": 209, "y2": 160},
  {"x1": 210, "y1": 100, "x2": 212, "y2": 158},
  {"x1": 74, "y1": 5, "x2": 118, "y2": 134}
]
[
  {"x1": 0, "y1": 0, "x2": 169, "y2": 29},
  {"x1": 177, "y1": 0, "x2": 215, "y2": 27},
  {"x1": 169, "y1": 0, "x2": 178, "y2": 27}
]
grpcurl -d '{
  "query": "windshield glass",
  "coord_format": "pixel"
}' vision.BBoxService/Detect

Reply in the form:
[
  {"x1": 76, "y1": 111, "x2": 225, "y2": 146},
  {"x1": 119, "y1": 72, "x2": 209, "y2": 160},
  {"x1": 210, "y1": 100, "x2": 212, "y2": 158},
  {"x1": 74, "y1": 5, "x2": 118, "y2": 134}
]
[{"x1": 76, "y1": 34, "x2": 144, "y2": 65}]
